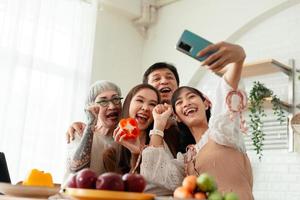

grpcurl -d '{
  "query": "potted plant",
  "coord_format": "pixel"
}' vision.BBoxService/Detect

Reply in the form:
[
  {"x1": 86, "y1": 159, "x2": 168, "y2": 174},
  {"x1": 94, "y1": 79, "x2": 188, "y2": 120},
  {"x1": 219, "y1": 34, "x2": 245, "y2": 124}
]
[{"x1": 248, "y1": 81, "x2": 285, "y2": 160}]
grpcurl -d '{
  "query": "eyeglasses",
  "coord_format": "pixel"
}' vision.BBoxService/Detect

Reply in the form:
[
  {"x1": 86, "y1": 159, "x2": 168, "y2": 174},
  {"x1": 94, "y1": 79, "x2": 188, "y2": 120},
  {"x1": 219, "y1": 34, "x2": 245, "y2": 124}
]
[{"x1": 96, "y1": 97, "x2": 123, "y2": 107}]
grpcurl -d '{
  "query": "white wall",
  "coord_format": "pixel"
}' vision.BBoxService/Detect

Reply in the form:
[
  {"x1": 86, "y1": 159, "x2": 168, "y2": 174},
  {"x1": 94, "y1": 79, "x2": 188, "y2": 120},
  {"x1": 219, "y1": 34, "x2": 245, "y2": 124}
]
[
  {"x1": 248, "y1": 150, "x2": 300, "y2": 200},
  {"x1": 142, "y1": 0, "x2": 286, "y2": 85},
  {"x1": 100, "y1": 0, "x2": 141, "y2": 18},
  {"x1": 91, "y1": 3, "x2": 144, "y2": 95},
  {"x1": 142, "y1": 0, "x2": 300, "y2": 200},
  {"x1": 235, "y1": 3, "x2": 300, "y2": 199}
]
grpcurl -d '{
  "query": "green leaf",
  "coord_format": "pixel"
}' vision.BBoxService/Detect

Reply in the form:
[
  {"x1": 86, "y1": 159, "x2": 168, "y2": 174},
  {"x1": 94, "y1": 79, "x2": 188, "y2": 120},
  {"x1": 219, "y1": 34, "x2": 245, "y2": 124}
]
[{"x1": 248, "y1": 81, "x2": 285, "y2": 160}]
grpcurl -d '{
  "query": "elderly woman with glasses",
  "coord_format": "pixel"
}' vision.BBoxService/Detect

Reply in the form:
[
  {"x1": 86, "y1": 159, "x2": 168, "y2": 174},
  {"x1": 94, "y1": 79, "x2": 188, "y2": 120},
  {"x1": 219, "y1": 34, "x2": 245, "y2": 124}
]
[{"x1": 63, "y1": 80, "x2": 123, "y2": 183}]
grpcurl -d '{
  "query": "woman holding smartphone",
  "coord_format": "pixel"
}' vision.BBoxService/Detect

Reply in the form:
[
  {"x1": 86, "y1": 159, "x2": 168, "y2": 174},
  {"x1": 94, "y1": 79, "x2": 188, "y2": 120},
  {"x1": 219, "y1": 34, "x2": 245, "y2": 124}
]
[{"x1": 140, "y1": 42, "x2": 254, "y2": 200}]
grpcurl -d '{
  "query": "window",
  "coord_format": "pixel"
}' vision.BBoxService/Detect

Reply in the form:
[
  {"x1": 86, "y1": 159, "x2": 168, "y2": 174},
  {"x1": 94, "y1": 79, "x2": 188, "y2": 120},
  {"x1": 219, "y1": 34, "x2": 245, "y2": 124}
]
[{"x1": 0, "y1": 0, "x2": 97, "y2": 183}]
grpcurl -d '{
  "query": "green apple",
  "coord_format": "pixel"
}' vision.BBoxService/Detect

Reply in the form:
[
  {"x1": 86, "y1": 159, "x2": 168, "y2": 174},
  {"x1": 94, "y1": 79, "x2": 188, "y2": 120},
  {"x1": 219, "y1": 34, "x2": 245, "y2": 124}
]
[
  {"x1": 196, "y1": 173, "x2": 217, "y2": 192},
  {"x1": 208, "y1": 191, "x2": 223, "y2": 200},
  {"x1": 224, "y1": 192, "x2": 239, "y2": 200}
]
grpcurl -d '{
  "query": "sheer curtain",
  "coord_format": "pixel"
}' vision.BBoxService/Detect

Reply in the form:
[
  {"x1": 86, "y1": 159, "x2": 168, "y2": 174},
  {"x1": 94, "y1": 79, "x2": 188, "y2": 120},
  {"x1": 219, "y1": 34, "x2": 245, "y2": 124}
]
[{"x1": 0, "y1": 0, "x2": 97, "y2": 183}]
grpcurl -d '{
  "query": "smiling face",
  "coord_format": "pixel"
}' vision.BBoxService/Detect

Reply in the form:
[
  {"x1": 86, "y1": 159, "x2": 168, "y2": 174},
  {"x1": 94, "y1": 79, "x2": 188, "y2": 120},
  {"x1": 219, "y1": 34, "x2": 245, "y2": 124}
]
[
  {"x1": 94, "y1": 90, "x2": 122, "y2": 129},
  {"x1": 147, "y1": 68, "x2": 178, "y2": 104},
  {"x1": 173, "y1": 88, "x2": 208, "y2": 128},
  {"x1": 128, "y1": 88, "x2": 159, "y2": 131}
]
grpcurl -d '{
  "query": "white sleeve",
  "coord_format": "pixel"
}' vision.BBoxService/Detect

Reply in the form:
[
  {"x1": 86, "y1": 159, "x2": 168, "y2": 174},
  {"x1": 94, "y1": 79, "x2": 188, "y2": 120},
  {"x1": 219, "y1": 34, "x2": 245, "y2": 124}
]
[
  {"x1": 210, "y1": 78, "x2": 234, "y2": 116},
  {"x1": 140, "y1": 146, "x2": 185, "y2": 191},
  {"x1": 208, "y1": 114, "x2": 246, "y2": 153},
  {"x1": 208, "y1": 77, "x2": 247, "y2": 153}
]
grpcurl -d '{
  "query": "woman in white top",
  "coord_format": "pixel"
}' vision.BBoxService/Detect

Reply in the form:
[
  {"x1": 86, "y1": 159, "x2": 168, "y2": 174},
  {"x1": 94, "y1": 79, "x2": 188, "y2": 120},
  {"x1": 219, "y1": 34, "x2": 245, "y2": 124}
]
[
  {"x1": 63, "y1": 80, "x2": 122, "y2": 182},
  {"x1": 105, "y1": 84, "x2": 174, "y2": 174},
  {"x1": 140, "y1": 42, "x2": 254, "y2": 200}
]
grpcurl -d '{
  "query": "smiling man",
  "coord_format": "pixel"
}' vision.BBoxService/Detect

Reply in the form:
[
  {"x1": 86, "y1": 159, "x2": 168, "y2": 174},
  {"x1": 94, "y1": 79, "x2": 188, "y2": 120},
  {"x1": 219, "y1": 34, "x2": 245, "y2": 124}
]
[
  {"x1": 142, "y1": 62, "x2": 179, "y2": 104},
  {"x1": 142, "y1": 62, "x2": 194, "y2": 156}
]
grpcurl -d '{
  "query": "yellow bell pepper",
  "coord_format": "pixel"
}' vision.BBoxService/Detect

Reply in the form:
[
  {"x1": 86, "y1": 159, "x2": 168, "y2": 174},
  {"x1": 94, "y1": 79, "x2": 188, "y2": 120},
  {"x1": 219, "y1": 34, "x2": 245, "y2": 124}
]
[{"x1": 22, "y1": 169, "x2": 54, "y2": 187}]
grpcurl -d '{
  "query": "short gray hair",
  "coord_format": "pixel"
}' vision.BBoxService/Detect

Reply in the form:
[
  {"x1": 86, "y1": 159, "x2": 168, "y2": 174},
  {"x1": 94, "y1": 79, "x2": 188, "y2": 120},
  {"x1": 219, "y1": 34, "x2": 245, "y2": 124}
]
[{"x1": 85, "y1": 80, "x2": 121, "y2": 107}]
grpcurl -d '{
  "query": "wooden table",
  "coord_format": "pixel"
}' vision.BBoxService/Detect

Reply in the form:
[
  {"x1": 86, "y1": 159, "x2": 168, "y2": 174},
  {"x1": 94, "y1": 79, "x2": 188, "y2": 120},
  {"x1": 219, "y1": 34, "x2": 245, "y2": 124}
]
[
  {"x1": 0, "y1": 194, "x2": 176, "y2": 200},
  {"x1": 0, "y1": 196, "x2": 47, "y2": 200}
]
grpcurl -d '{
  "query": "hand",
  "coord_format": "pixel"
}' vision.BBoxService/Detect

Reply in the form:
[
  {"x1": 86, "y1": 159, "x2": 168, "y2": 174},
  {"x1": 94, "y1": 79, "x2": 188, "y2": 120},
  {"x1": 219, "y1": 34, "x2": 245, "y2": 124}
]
[
  {"x1": 86, "y1": 104, "x2": 112, "y2": 135},
  {"x1": 198, "y1": 41, "x2": 246, "y2": 73},
  {"x1": 66, "y1": 122, "x2": 86, "y2": 143},
  {"x1": 113, "y1": 127, "x2": 141, "y2": 154},
  {"x1": 152, "y1": 103, "x2": 173, "y2": 131},
  {"x1": 85, "y1": 104, "x2": 100, "y2": 125},
  {"x1": 165, "y1": 115, "x2": 177, "y2": 129},
  {"x1": 87, "y1": 104, "x2": 112, "y2": 135},
  {"x1": 86, "y1": 104, "x2": 100, "y2": 121}
]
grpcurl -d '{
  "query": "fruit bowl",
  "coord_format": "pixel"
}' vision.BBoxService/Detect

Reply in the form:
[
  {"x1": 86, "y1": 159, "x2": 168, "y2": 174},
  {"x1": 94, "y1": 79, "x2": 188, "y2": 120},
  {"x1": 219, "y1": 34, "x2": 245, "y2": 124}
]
[{"x1": 63, "y1": 188, "x2": 155, "y2": 200}]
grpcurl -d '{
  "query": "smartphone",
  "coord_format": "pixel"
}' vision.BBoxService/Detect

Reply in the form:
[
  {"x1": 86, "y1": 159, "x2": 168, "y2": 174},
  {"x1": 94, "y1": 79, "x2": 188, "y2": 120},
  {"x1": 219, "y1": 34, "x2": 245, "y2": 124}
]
[{"x1": 176, "y1": 30, "x2": 215, "y2": 62}]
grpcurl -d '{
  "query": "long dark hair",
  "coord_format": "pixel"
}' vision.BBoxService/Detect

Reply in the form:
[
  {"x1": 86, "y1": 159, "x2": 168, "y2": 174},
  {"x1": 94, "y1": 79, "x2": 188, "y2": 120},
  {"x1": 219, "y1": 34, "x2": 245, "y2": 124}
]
[
  {"x1": 117, "y1": 84, "x2": 161, "y2": 173},
  {"x1": 171, "y1": 86, "x2": 211, "y2": 150}
]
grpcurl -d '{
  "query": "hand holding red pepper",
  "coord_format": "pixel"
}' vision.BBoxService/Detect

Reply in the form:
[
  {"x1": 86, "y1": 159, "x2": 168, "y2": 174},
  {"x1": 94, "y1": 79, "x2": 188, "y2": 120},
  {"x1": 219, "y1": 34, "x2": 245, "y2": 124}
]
[
  {"x1": 118, "y1": 118, "x2": 140, "y2": 139},
  {"x1": 113, "y1": 118, "x2": 141, "y2": 154}
]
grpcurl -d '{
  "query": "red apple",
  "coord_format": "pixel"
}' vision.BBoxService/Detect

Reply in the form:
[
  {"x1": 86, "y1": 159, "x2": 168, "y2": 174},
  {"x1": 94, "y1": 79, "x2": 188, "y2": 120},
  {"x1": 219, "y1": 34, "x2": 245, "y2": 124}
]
[
  {"x1": 76, "y1": 168, "x2": 97, "y2": 189},
  {"x1": 96, "y1": 172, "x2": 124, "y2": 191},
  {"x1": 66, "y1": 174, "x2": 77, "y2": 188},
  {"x1": 122, "y1": 173, "x2": 146, "y2": 192}
]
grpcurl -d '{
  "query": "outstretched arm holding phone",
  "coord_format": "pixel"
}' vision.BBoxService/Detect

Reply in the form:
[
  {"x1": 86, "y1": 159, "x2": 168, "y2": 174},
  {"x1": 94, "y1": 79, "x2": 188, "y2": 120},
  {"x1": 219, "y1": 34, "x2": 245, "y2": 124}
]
[{"x1": 198, "y1": 41, "x2": 245, "y2": 89}]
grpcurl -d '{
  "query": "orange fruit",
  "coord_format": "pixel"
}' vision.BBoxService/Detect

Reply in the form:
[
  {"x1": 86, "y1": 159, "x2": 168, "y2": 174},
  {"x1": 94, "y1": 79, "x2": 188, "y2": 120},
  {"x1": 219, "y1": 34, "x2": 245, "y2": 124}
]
[
  {"x1": 173, "y1": 186, "x2": 193, "y2": 199},
  {"x1": 194, "y1": 192, "x2": 207, "y2": 199},
  {"x1": 182, "y1": 175, "x2": 197, "y2": 192}
]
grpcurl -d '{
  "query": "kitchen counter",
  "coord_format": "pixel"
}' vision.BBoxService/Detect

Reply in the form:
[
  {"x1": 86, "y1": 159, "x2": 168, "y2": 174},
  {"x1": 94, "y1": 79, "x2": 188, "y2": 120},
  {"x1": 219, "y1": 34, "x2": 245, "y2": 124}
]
[
  {"x1": 0, "y1": 196, "x2": 47, "y2": 200},
  {"x1": 0, "y1": 195, "x2": 179, "y2": 200}
]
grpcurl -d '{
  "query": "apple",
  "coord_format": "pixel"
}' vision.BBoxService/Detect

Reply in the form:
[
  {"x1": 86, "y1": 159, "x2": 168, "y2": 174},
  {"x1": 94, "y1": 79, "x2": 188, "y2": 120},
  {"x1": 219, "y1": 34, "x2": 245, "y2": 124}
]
[
  {"x1": 96, "y1": 172, "x2": 124, "y2": 191},
  {"x1": 76, "y1": 168, "x2": 97, "y2": 189},
  {"x1": 224, "y1": 192, "x2": 239, "y2": 200},
  {"x1": 122, "y1": 173, "x2": 146, "y2": 192},
  {"x1": 66, "y1": 174, "x2": 77, "y2": 188},
  {"x1": 208, "y1": 191, "x2": 223, "y2": 200},
  {"x1": 196, "y1": 173, "x2": 217, "y2": 192}
]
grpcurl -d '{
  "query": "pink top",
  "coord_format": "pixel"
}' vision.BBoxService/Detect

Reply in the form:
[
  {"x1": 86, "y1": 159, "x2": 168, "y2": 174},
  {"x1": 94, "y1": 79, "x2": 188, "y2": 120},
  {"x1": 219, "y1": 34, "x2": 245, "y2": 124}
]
[{"x1": 187, "y1": 138, "x2": 253, "y2": 200}]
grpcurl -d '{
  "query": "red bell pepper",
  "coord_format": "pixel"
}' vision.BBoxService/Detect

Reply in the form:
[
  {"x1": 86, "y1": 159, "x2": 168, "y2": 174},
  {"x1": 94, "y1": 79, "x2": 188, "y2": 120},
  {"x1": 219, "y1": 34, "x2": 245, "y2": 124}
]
[{"x1": 119, "y1": 118, "x2": 140, "y2": 139}]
